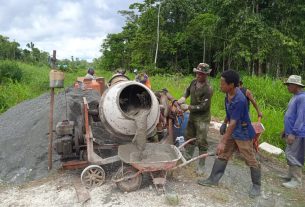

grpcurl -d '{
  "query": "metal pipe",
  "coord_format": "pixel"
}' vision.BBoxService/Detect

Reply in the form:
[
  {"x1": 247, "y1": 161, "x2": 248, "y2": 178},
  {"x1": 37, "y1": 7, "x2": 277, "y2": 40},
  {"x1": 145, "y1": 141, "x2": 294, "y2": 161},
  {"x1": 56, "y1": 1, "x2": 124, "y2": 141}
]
[
  {"x1": 48, "y1": 50, "x2": 56, "y2": 171},
  {"x1": 154, "y1": 3, "x2": 161, "y2": 67},
  {"x1": 48, "y1": 88, "x2": 54, "y2": 170}
]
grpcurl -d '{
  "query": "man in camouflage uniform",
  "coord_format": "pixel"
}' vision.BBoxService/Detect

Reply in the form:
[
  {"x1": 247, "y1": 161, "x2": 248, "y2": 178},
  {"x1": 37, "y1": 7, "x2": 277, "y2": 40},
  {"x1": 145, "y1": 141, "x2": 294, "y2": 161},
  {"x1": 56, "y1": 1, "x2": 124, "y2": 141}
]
[{"x1": 178, "y1": 63, "x2": 213, "y2": 174}]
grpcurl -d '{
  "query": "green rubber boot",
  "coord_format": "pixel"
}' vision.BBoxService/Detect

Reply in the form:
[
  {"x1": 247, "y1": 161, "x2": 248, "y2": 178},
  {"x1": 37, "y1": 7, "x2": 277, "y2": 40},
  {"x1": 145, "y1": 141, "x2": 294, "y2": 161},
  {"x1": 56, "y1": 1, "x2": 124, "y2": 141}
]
[
  {"x1": 279, "y1": 165, "x2": 292, "y2": 181},
  {"x1": 196, "y1": 149, "x2": 207, "y2": 175},
  {"x1": 196, "y1": 158, "x2": 206, "y2": 175},
  {"x1": 282, "y1": 166, "x2": 302, "y2": 189}
]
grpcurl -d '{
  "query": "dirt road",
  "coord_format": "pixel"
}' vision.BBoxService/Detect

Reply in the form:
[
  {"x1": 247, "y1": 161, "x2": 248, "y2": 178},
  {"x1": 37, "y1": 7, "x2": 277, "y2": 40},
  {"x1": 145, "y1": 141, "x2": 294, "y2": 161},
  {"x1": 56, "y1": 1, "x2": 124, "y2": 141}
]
[{"x1": 1, "y1": 129, "x2": 304, "y2": 207}]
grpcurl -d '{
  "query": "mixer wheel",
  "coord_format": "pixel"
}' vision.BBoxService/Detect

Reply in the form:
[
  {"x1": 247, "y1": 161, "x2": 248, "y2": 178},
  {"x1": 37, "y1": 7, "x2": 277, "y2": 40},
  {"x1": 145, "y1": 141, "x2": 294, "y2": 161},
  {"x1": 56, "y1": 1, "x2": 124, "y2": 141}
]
[{"x1": 81, "y1": 165, "x2": 105, "y2": 188}]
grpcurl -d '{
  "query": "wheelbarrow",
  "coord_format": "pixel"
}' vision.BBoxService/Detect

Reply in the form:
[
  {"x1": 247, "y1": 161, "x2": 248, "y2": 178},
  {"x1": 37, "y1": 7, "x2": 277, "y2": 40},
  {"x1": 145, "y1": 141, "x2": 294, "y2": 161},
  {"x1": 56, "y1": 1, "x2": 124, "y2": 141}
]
[{"x1": 112, "y1": 138, "x2": 214, "y2": 193}]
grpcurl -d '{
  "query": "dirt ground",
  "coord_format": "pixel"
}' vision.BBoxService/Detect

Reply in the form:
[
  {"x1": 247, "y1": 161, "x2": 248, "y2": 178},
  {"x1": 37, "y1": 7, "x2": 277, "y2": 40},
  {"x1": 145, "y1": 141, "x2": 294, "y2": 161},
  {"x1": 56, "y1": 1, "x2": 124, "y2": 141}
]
[{"x1": 1, "y1": 129, "x2": 304, "y2": 207}]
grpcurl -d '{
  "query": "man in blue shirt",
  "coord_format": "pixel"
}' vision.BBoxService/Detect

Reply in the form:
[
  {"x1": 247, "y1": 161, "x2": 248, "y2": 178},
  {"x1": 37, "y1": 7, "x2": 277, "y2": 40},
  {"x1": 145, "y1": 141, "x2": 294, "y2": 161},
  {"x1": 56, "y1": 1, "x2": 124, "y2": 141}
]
[
  {"x1": 198, "y1": 70, "x2": 261, "y2": 198},
  {"x1": 281, "y1": 75, "x2": 305, "y2": 189}
]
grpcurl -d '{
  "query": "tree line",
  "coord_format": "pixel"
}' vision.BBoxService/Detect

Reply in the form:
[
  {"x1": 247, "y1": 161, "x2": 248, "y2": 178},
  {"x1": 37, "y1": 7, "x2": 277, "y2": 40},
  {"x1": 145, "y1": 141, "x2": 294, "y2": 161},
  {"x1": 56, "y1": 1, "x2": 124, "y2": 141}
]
[
  {"x1": 0, "y1": 35, "x2": 90, "y2": 70},
  {"x1": 95, "y1": 0, "x2": 305, "y2": 77},
  {"x1": 0, "y1": 36, "x2": 49, "y2": 65}
]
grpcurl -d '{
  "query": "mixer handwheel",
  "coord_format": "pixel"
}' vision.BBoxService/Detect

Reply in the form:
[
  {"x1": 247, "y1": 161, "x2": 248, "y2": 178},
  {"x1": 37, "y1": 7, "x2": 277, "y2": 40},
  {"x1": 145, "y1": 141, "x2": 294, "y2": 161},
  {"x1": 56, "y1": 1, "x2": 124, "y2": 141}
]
[{"x1": 81, "y1": 165, "x2": 105, "y2": 188}]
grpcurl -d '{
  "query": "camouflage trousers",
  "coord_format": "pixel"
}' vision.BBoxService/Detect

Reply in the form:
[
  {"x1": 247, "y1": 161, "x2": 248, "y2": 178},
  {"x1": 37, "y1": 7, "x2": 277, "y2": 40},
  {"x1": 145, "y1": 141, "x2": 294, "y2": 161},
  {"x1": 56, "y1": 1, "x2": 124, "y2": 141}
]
[{"x1": 185, "y1": 118, "x2": 209, "y2": 152}]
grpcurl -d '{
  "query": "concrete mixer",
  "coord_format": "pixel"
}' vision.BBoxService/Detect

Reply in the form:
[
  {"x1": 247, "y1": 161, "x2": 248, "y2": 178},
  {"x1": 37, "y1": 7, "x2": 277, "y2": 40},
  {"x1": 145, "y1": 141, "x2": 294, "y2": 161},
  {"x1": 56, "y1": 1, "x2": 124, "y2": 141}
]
[
  {"x1": 99, "y1": 80, "x2": 159, "y2": 141},
  {"x1": 53, "y1": 75, "x2": 160, "y2": 187}
]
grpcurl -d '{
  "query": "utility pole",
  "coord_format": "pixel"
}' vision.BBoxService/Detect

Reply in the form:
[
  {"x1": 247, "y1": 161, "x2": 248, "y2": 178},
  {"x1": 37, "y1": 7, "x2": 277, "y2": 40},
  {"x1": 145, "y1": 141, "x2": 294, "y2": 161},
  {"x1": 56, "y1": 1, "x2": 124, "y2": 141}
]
[{"x1": 154, "y1": 3, "x2": 161, "y2": 68}]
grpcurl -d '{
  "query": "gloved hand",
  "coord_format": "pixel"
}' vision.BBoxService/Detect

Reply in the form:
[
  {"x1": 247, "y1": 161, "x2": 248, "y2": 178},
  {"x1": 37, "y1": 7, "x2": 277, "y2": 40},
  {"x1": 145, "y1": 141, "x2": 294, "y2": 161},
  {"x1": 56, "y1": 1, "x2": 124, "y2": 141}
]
[
  {"x1": 219, "y1": 123, "x2": 227, "y2": 135},
  {"x1": 177, "y1": 97, "x2": 186, "y2": 104},
  {"x1": 180, "y1": 104, "x2": 189, "y2": 111}
]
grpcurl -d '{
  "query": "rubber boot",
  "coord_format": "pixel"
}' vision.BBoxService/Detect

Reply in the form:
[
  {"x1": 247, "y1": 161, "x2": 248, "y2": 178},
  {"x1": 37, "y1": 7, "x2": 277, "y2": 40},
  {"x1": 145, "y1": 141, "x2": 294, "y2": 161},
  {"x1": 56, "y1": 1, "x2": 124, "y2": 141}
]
[
  {"x1": 196, "y1": 149, "x2": 207, "y2": 175},
  {"x1": 197, "y1": 158, "x2": 227, "y2": 186},
  {"x1": 196, "y1": 158, "x2": 206, "y2": 175},
  {"x1": 279, "y1": 166, "x2": 292, "y2": 181},
  {"x1": 282, "y1": 166, "x2": 302, "y2": 189},
  {"x1": 157, "y1": 131, "x2": 163, "y2": 141},
  {"x1": 249, "y1": 167, "x2": 261, "y2": 198},
  {"x1": 183, "y1": 144, "x2": 196, "y2": 160}
]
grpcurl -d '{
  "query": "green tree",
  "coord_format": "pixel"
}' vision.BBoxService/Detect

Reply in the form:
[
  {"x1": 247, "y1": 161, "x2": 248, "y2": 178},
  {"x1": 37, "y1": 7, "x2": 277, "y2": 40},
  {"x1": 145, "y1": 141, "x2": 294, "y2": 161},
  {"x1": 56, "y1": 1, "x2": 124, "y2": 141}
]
[{"x1": 97, "y1": 0, "x2": 305, "y2": 77}]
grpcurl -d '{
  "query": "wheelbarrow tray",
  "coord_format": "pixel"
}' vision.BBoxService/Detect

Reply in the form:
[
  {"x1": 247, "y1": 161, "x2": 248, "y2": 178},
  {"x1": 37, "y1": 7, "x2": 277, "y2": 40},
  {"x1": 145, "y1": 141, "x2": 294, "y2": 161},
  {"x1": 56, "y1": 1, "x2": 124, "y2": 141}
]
[{"x1": 118, "y1": 143, "x2": 181, "y2": 172}]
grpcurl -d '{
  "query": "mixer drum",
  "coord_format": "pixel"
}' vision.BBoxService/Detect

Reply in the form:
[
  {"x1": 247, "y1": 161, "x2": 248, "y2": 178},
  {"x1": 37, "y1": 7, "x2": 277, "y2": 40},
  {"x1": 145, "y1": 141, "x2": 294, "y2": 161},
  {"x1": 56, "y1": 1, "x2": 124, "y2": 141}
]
[{"x1": 99, "y1": 81, "x2": 160, "y2": 141}]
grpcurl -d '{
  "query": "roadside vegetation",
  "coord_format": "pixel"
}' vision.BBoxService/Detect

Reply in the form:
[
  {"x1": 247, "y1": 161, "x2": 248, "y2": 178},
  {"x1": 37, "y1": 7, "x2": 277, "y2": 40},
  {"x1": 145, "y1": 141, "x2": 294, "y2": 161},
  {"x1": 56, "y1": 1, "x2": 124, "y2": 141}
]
[{"x1": 0, "y1": 62, "x2": 89, "y2": 113}]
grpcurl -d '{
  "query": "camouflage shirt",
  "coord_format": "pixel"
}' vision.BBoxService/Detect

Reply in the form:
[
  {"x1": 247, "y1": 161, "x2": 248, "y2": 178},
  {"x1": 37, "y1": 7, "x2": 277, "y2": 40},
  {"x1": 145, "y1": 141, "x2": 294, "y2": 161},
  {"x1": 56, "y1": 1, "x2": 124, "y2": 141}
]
[{"x1": 183, "y1": 79, "x2": 213, "y2": 122}]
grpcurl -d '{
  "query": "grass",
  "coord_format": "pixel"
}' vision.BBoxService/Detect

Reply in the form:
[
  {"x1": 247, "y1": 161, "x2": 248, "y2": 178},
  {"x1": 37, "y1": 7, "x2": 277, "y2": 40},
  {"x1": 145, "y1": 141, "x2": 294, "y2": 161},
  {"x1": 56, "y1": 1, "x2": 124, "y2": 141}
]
[
  {"x1": 0, "y1": 63, "x2": 113, "y2": 113},
  {"x1": 0, "y1": 63, "x2": 290, "y2": 150}
]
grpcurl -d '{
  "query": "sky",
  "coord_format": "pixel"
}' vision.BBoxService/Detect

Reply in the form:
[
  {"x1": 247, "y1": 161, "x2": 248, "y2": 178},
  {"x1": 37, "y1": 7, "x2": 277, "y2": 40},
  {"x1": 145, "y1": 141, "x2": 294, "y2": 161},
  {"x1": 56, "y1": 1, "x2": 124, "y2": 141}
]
[{"x1": 0, "y1": 0, "x2": 142, "y2": 62}]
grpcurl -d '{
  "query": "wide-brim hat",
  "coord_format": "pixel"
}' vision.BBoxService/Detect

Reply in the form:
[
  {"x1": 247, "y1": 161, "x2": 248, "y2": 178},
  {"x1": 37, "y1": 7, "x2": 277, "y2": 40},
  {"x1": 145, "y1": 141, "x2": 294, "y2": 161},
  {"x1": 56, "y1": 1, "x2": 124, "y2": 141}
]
[
  {"x1": 193, "y1": 63, "x2": 212, "y2": 74},
  {"x1": 284, "y1": 75, "x2": 304, "y2": 87}
]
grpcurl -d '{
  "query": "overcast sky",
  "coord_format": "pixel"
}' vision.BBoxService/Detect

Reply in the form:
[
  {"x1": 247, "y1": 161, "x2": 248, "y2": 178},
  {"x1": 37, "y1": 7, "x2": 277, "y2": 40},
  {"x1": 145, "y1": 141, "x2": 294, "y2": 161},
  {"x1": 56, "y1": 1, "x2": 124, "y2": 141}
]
[{"x1": 0, "y1": 0, "x2": 142, "y2": 62}]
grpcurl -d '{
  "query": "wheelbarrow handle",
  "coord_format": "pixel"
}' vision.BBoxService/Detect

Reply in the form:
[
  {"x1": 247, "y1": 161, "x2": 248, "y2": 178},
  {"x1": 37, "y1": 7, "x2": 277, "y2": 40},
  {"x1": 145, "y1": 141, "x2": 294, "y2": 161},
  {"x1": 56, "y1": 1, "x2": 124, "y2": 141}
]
[
  {"x1": 178, "y1": 138, "x2": 196, "y2": 150},
  {"x1": 258, "y1": 116, "x2": 262, "y2": 123},
  {"x1": 171, "y1": 151, "x2": 215, "y2": 171}
]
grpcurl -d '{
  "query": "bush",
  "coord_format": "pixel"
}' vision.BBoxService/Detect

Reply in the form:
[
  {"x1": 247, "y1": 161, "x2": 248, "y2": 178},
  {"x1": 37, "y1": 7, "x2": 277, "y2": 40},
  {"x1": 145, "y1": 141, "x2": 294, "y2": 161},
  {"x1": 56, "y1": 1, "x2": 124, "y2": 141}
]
[
  {"x1": 0, "y1": 60, "x2": 23, "y2": 83},
  {"x1": 0, "y1": 93, "x2": 9, "y2": 113}
]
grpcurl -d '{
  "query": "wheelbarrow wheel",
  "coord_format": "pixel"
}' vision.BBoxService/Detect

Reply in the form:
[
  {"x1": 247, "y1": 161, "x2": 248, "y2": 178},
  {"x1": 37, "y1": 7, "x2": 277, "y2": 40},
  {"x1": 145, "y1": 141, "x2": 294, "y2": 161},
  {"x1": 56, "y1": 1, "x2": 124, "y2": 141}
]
[
  {"x1": 115, "y1": 166, "x2": 142, "y2": 192},
  {"x1": 81, "y1": 165, "x2": 106, "y2": 188}
]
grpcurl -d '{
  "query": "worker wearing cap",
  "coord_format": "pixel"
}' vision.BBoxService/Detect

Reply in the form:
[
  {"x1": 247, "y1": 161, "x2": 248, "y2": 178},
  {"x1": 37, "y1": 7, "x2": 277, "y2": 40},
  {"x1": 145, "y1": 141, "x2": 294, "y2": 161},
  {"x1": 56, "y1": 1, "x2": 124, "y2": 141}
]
[
  {"x1": 177, "y1": 63, "x2": 213, "y2": 175},
  {"x1": 281, "y1": 75, "x2": 305, "y2": 189}
]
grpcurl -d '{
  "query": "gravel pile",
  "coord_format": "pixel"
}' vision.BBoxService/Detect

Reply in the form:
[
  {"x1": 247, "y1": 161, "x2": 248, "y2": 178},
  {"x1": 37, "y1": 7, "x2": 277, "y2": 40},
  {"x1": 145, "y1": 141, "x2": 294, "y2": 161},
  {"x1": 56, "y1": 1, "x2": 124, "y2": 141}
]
[{"x1": 0, "y1": 88, "x2": 100, "y2": 184}]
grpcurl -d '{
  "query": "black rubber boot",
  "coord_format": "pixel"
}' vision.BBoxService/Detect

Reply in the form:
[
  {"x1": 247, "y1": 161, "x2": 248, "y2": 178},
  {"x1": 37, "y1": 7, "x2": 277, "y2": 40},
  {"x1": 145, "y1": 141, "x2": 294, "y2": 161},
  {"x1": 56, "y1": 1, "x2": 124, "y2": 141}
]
[
  {"x1": 197, "y1": 158, "x2": 227, "y2": 186},
  {"x1": 249, "y1": 167, "x2": 261, "y2": 198},
  {"x1": 183, "y1": 144, "x2": 196, "y2": 160},
  {"x1": 196, "y1": 149, "x2": 207, "y2": 175},
  {"x1": 157, "y1": 131, "x2": 163, "y2": 141}
]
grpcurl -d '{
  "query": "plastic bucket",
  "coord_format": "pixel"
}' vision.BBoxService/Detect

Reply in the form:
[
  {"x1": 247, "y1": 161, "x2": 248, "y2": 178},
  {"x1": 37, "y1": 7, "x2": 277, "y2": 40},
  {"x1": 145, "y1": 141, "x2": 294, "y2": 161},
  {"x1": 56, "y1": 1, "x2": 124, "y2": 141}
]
[{"x1": 173, "y1": 112, "x2": 189, "y2": 139}]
